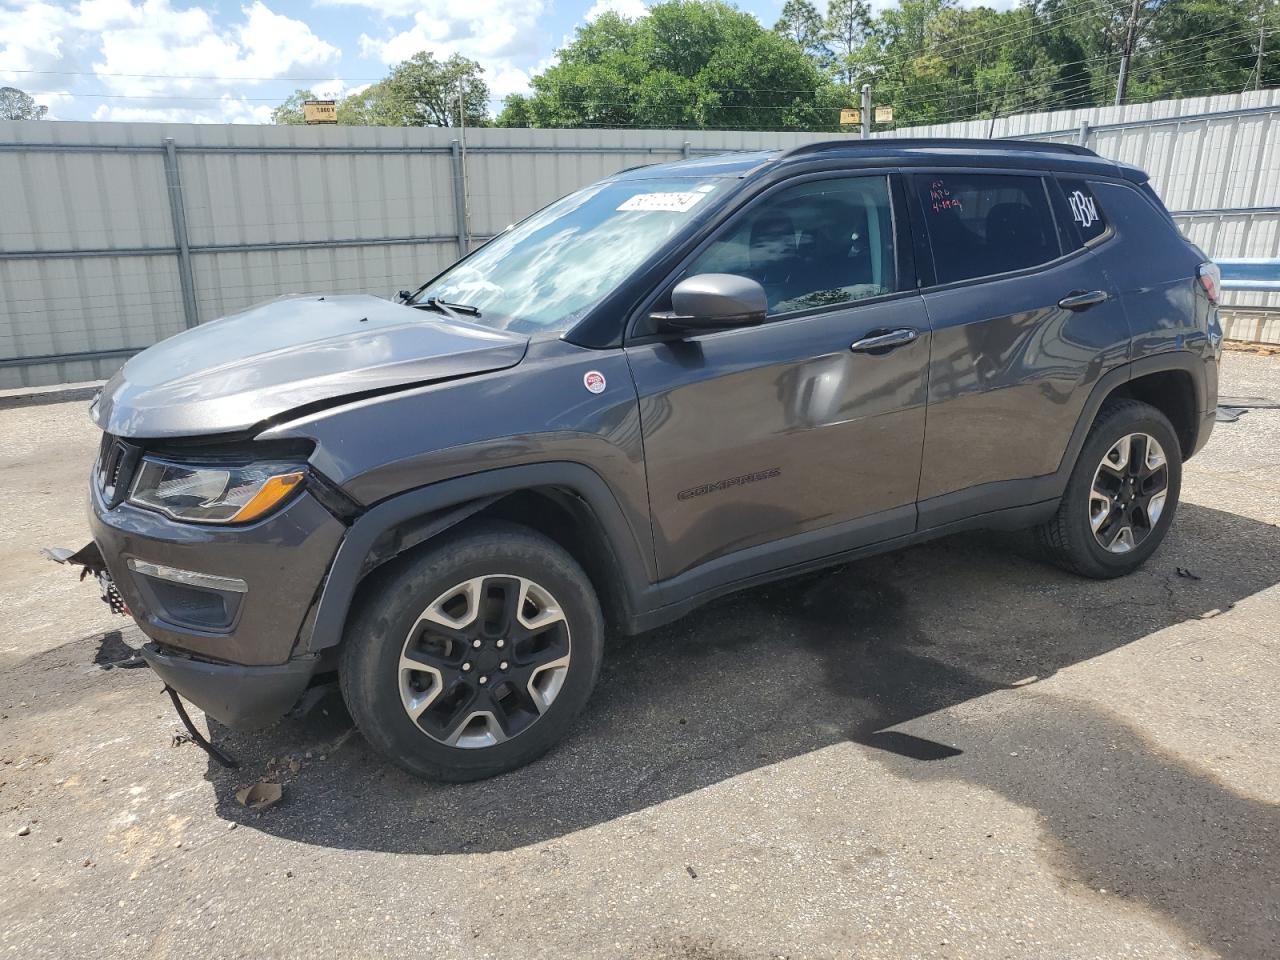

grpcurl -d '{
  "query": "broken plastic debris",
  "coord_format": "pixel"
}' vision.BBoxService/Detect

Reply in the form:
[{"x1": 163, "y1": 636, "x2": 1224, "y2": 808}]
[{"x1": 235, "y1": 781, "x2": 283, "y2": 812}]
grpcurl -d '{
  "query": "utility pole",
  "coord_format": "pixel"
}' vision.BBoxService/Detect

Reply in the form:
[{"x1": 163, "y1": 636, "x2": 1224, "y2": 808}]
[
  {"x1": 1257, "y1": 0, "x2": 1268, "y2": 91},
  {"x1": 456, "y1": 76, "x2": 471, "y2": 251},
  {"x1": 1115, "y1": 0, "x2": 1143, "y2": 106},
  {"x1": 860, "y1": 83, "x2": 871, "y2": 140}
]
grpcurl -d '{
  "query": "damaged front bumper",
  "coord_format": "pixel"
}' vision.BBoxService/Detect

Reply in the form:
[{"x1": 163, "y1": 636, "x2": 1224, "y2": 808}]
[
  {"x1": 44, "y1": 542, "x2": 126, "y2": 615},
  {"x1": 48, "y1": 475, "x2": 347, "y2": 732},
  {"x1": 49, "y1": 540, "x2": 323, "y2": 729},
  {"x1": 141, "y1": 641, "x2": 319, "y2": 728}
]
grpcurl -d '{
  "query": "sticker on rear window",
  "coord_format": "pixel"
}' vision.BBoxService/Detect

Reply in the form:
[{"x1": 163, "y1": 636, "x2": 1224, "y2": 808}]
[
  {"x1": 617, "y1": 191, "x2": 706, "y2": 213},
  {"x1": 1059, "y1": 179, "x2": 1108, "y2": 245},
  {"x1": 1068, "y1": 190, "x2": 1099, "y2": 228}
]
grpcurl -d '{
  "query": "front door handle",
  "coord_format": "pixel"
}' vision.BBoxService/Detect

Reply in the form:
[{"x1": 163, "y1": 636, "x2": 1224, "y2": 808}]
[
  {"x1": 1058, "y1": 289, "x2": 1109, "y2": 311},
  {"x1": 850, "y1": 328, "x2": 918, "y2": 353}
]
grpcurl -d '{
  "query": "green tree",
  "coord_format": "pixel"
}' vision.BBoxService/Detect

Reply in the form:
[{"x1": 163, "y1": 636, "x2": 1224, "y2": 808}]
[
  {"x1": 280, "y1": 0, "x2": 1280, "y2": 133},
  {"x1": 774, "y1": 0, "x2": 828, "y2": 59},
  {"x1": 496, "y1": 93, "x2": 533, "y2": 127},
  {"x1": 824, "y1": 0, "x2": 872, "y2": 88},
  {"x1": 498, "y1": 0, "x2": 844, "y2": 131},
  {"x1": 0, "y1": 86, "x2": 48, "y2": 120},
  {"x1": 271, "y1": 54, "x2": 489, "y2": 127},
  {"x1": 270, "y1": 89, "x2": 316, "y2": 125},
  {"x1": 1133, "y1": 0, "x2": 1261, "y2": 99},
  {"x1": 340, "y1": 53, "x2": 488, "y2": 126}
]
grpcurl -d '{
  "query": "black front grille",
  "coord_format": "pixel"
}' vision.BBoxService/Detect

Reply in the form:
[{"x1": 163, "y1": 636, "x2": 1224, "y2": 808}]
[{"x1": 96, "y1": 434, "x2": 142, "y2": 508}]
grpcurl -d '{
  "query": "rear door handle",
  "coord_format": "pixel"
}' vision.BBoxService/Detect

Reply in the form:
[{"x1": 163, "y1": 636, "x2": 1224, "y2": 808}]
[
  {"x1": 850, "y1": 328, "x2": 918, "y2": 353},
  {"x1": 1058, "y1": 289, "x2": 1109, "y2": 311}
]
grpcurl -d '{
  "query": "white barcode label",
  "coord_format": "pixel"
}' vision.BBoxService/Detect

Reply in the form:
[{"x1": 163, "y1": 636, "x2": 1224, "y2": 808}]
[{"x1": 617, "y1": 191, "x2": 706, "y2": 213}]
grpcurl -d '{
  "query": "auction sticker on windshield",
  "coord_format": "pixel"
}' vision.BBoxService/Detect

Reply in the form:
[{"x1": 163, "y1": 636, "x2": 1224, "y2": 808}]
[{"x1": 617, "y1": 192, "x2": 706, "y2": 213}]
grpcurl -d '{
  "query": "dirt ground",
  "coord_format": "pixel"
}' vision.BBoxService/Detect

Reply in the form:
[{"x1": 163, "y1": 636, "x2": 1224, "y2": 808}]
[{"x1": 1, "y1": 351, "x2": 1277, "y2": 960}]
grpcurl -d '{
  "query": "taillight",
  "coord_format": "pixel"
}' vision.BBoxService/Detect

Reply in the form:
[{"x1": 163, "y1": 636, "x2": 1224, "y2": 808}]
[{"x1": 1198, "y1": 261, "x2": 1221, "y2": 303}]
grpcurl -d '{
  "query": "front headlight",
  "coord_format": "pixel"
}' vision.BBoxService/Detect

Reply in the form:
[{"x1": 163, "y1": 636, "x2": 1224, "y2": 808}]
[{"x1": 128, "y1": 458, "x2": 306, "y2": 524}]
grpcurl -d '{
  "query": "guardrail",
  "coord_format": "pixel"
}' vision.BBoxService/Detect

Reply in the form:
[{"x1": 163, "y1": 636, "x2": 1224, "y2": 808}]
[{"x1": 1216, "y1": 259, "x2": 1280, "y2": 293}]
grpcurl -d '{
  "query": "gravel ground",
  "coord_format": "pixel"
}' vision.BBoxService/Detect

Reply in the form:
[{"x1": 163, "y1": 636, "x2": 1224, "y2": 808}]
[{"x1": 1, "y1": 350, "x2": 1277, "y2": 960}]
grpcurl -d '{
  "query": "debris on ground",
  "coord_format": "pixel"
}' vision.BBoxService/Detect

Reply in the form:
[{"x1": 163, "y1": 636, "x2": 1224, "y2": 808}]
[
  {"x1": 1176, "y1": 566, "x2": 1202, "y2": 580},
  {"x1": 235, "y1": 781, "x2": 283, "y2": 812},
  {"x1": 1216, "y1": 395, "x2": 1280, "y2": 422}
]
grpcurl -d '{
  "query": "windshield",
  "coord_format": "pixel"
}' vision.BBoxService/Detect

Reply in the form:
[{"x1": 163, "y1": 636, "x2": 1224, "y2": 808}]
[{"x1": 412, "y1": 176, "x2": 732, "y2": 333}]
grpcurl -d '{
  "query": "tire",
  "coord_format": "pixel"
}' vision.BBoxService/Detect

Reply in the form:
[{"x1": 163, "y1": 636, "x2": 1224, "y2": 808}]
[
  {"x1": 339, "y1": 519, "x2": 604, "y2": 782},
  {"x1": 1036, "y1": 398, "x2": 1182, "y2": 579}
]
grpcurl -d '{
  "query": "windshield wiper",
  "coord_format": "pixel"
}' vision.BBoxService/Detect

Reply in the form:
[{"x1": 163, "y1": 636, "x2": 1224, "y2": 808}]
[{"x1": 411, "y1": 296, "x2": 482, "y2": 320}]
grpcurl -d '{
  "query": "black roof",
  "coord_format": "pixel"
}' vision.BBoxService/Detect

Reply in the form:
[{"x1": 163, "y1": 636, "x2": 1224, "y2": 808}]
[
  {"x1": 778, "y1": 136, "x2": 1094, "y2": 160},
  {"x1": 614, "y1": 137, "x2": 1138, "y2": 182}
]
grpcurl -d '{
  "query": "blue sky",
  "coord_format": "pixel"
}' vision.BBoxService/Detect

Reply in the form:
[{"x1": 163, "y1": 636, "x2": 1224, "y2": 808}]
[{"x1": 0, "y1": 0, "x2": 1011, "y2": 123}]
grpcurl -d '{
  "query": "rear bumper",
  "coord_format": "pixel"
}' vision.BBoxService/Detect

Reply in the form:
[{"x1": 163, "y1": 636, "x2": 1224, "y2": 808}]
[
  {"x1": 1191, "y1": 407, "x2": 1216, "y2": 458},
  {"x1": 141, "y1": 642, "x2": 318, "y2": 728}
]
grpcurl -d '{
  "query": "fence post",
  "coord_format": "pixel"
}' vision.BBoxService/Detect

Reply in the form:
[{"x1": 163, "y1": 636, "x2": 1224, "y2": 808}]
[
  {"x1": 1077, "y1": 120, "x2": 1091, "y2": 148},
  {"x1": 450, "y1": 139, "x2": 470, "y2": 260},
  {"x1": 161, "y1": 137, "x2": 199, "y2": 329},
  {"x1": 682, "y1": 140, "x2": 691, "y2": 159}
]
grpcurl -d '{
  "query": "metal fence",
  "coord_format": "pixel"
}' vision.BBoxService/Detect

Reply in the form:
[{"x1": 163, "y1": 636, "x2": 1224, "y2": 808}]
[
  {"x1": 0, "y1": 124, "x2": 877, "y2": 388},
  {"x1": 3, "y1": 89, "x2": 1279, "y2": 388}
]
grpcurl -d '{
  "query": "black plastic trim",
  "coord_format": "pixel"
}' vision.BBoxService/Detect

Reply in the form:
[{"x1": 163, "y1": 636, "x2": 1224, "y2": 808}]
[
  {"x1": 141, "y1": 642, "x2": 318, "y2": 729},
  {"x1": 305, "y1": 462, "x2": 652, "y2": 652},
  {"x1": 628, "y1": 500, "x2": 1057, "y2": 634}
]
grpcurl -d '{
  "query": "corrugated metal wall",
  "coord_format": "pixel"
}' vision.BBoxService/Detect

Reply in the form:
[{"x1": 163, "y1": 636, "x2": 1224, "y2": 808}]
[
  {"x1": 0, "y1": 123, "x2": 862, "y2": 387},
  {"x1": 3, "y1": 93, "x2": 1278, "y2": 388}
]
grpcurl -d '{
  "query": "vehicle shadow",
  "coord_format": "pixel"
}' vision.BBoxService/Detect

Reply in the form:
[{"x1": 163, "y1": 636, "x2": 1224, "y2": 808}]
[{"x1": 200, "y1": 501, "x2": 1278, "y2": 953}]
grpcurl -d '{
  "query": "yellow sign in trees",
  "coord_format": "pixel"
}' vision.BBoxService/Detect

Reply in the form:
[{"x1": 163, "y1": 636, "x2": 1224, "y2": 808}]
[{"x1": 303, "y1": 100, "x2": 337, "y2": 124}]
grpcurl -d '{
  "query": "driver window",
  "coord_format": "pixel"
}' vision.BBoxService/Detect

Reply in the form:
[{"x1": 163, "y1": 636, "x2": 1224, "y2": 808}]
[{"x1": 685, "y1": 175, "x2": 898, "y2": 317}]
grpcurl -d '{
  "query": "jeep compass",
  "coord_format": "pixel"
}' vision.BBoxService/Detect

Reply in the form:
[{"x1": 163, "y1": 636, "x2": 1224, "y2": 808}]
[{"x1": 74, "y1": 139, "x2": 1222, "y2": 780}]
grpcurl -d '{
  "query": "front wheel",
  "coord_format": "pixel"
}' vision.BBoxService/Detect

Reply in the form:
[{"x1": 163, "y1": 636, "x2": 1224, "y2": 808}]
[
  {"x1": 339, "y1": 520, "x2": 604, "y2": 781},
  {"x1": 1037, "y1": 399, "x2": 1183, "y2": 579}
]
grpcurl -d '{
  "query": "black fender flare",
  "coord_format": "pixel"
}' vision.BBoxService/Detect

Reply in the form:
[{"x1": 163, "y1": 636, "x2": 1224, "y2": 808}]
[
  {"x1": 1056, "y1": 349, "x2": 1209, "y2": 485},
  {"x1": 304, "y1": 462, "x2": 654, "y2": 653}
]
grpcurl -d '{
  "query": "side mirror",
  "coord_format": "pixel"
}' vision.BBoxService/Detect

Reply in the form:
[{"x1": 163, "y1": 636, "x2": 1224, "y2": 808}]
[{"x1": 652, "y1": 274, "x2": 768, "y2": 333}]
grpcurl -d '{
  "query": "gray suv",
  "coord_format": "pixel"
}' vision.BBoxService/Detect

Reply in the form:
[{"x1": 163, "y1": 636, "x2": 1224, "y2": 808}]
[{"x1": 78, "y1": 139, "x2": 1222, "y2": 780}]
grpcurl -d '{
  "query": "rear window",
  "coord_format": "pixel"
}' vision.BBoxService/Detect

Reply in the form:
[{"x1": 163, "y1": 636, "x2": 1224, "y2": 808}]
[
  {"x1": 913, "y1": 173, "x2": 1061, "y2": 285},
  {"x1": 1058, "y1": 178, "x2": 1109, "y2": 246}
]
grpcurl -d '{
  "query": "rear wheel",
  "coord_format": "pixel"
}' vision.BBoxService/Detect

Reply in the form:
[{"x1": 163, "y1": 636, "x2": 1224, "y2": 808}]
[
  {"x1": 1037, "y1": 399, "x2": 1182, "y2": 578},
  {"x1": 340, "y1": 520, "x2": 603, "y2": 781}
]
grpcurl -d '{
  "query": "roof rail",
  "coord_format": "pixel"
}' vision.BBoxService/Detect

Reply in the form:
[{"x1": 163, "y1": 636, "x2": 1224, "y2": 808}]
[{"x1": 777, "y1": 137, "x2": 1096, "y2": 161}]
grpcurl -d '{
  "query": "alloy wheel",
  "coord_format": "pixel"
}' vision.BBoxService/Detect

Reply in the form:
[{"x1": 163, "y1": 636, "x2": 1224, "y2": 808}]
[
  {"x1": 398, "y1": 575, "x2": 572, "y2": 749},
  {"x1": 1089, "y1": 432, "x2": 1169, "y2": 554}
]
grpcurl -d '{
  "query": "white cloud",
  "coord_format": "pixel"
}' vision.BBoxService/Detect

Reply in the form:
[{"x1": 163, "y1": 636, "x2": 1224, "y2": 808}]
[
  {"x1": 312, "y1": 78, "x2": 371, "y2": 100},
  {"x1": 87, "y1": 0, "x2": 337, "y2": 97},
  {"x1": 345, "y1": 0, "x2": 549, "y2": 105},
  {"x1": 0, "y1": 0, "x2": 82, "y2": 93},
  {"x1": 91, "y1": 95, "x2": 274, "y2": 123},
  {"x1": 584, "y1": 0, "x2": 647, "y2": 22},
  {"x1": 1, "y1": 0, "x2": 336, "y2": 122}
]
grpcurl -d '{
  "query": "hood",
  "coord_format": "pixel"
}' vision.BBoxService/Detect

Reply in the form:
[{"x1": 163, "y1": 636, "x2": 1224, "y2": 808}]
[{"x1": 93, "y1": 295, "x2": 528, "y2": 438}]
